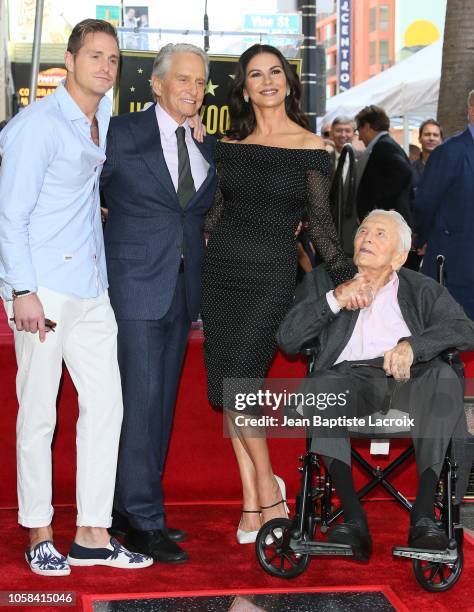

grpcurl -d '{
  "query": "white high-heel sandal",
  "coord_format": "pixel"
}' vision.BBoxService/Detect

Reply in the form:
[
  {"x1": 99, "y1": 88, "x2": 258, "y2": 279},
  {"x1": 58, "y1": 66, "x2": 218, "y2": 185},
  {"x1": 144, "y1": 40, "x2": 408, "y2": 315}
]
[
  {"x1": 236, "y1": 509, "x2": 261, "y2": 544},
  {"x1": 261, "y1": 475, "x2": 289, "y2": 516},
  {"x1": 274, "y1": 475, "x2": 290, "y2": 515},
  {"x1": 262, "y1": 475, "x2": 289, "y2": 545}
]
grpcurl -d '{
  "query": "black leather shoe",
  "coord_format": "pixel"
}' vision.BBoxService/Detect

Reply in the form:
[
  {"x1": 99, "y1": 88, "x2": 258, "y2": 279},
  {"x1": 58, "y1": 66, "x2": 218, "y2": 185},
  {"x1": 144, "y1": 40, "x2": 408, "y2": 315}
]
[
  {"x1": 408, "y1": 517, "x2": 448, "y2": 550},
  {"x1": 109, "y1": 512, "x2": 186, "y2": 543},
  {"x1": 165, "y1": 527, "x2": 187, "y2": 543},
  {"x1": 328, "y1": 520, "x2": 372, "y2": 561},
  {"x1": 124, "y1": 529, "x2": 188, "y2": 564}
]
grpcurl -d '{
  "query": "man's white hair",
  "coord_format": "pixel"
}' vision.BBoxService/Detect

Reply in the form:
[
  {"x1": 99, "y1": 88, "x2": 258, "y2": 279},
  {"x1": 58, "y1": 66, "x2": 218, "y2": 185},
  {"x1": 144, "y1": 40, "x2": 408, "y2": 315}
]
[
  {"x1": 468, "y1": 89, "x2": 474, "y2": 107},
  {"x1": 332, "y1": 115, "x2": 356, "y2": 129},
  {"x1": 362, "y1": 209, "x2": 412, "y2": 252},
  {"x1": 151, "y1": 43, "x2": 209, "y2": 81}
]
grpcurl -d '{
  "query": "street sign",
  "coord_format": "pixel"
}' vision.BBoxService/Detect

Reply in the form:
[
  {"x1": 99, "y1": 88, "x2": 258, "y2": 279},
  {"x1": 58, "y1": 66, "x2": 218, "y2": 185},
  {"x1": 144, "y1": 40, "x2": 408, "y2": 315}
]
[{"x1": 243, "y1": 14, "x2": 301, "y2": 34}]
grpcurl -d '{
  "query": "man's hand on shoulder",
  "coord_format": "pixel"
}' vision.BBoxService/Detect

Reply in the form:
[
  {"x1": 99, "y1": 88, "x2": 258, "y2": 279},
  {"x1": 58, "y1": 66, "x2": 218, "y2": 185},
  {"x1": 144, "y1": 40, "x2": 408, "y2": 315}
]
[
  {"x1": 333, "y1": 273, "x2": 374, "y2": 310},
  {"x1": 12, "y1": 293, "x2": 47, "y2": 342},
  {"x1": 383, "y1": 341, "x2": 414, "y2": 381}
]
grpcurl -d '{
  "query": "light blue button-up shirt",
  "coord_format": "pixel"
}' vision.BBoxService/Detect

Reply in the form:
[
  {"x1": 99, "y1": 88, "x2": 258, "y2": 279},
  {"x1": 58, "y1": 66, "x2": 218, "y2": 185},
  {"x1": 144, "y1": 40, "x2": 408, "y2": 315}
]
[
  {"x1": 366, "y1": 130, "x2": 389, "y2": 152},
  {"x1": 0, "y1": 81, "x2": 111, "y2": 299}
]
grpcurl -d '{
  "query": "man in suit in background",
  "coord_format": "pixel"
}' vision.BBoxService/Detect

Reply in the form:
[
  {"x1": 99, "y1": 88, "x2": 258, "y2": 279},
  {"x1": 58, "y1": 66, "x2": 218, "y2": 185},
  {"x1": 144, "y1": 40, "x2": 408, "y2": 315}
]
[
  {"x1": 407, "y1": 119, "x2": 443, "y2": 271},
  {"x1": 415, "y1": 90, "x2": 474, "y2": 320},
  {"x1": 329, "y1": 116, "x2": 360, "y2": 177},
  {"x1": 411, "y1": 119, "x2": 443, "y2": 192},
  {"x1": 354, "y1": 105, "x2": 413, "y2": 227},
  {"x1": 328, "y1": 116, "x2": 362, "y2": 257},
  {"x1": 100, "y1": 43, "x2": 217, "y2": 563}
]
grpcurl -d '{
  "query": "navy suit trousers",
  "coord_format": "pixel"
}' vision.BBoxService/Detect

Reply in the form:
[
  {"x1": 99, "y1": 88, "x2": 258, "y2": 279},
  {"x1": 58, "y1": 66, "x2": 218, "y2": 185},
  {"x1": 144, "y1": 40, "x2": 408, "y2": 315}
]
[{"x1": 114, "y1": 273, "x2": 191, "y2": 530}]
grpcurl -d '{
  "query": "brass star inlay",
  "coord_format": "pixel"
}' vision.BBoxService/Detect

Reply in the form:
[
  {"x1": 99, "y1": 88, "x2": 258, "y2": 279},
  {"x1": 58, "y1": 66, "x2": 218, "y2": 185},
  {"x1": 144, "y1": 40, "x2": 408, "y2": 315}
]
[{"x1": 205, "y1": 79, "x2": 219, "y2": 96}]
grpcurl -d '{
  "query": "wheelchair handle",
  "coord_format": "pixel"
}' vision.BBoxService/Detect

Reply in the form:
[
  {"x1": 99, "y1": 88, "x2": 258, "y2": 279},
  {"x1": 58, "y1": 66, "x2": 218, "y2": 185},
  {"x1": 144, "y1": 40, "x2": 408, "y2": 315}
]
[
  {"x1": 436, "y1": 254, "x2": 445, "y2": 286},
  {"x1": 300, "y1": 339, "x2": 320, "y2": 357}
]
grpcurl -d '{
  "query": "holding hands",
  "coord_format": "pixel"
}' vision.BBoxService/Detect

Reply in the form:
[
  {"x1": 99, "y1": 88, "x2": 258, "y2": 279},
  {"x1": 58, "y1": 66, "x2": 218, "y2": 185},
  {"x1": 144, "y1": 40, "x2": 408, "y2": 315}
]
[
  {"x1": 334, "y1": 273, "x2": 374, "y2": 311},
  {"x1": 333, "y1": 274, "x2": 414, "y2": 379}
]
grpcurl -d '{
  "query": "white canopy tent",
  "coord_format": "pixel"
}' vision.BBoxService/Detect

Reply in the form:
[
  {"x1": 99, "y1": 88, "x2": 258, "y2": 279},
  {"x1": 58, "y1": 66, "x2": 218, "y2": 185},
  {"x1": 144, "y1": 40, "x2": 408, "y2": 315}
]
[{"x1": 322, "y1": 40, "x2": 442, "y2": 149}]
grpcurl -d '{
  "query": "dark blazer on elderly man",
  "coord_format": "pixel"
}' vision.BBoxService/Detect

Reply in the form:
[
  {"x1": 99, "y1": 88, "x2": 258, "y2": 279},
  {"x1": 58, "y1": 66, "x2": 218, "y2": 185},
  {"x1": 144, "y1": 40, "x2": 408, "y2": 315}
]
[
  {"x1": 100, "y1": 105, "x2": 217, "y2": 534},
  {"x1": 277, "y1": 265, "x2": 474, "y2": 368}
]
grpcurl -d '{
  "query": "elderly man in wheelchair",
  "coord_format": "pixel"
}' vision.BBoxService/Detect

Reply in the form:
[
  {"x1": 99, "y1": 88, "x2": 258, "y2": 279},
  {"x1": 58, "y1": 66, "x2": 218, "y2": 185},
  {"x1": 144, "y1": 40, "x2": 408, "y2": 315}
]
[{"x1": 276, "y1": 209, "x2": 474, "y2": 569}]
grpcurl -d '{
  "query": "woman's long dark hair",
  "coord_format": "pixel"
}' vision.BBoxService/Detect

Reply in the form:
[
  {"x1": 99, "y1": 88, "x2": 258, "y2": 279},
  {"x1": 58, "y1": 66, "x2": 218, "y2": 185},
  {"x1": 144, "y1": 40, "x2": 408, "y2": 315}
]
[{"x1": 226, "y1": 44, "x2": 309, "y2": 141}]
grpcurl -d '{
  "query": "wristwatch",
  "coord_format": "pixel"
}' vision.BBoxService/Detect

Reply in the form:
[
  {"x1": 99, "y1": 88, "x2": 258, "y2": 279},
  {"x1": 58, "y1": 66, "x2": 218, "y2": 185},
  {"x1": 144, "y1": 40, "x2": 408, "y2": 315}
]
[{"x1": 12, "y1": 289, "x2": 32, "y2": 299}]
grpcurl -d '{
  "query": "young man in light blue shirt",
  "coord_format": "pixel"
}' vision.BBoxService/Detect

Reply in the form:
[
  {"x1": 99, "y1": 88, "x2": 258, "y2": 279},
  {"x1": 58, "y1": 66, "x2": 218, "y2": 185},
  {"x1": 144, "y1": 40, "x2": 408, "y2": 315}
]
[{"x1": 0, "y1": 19, "x2": 152, "y2": 575}]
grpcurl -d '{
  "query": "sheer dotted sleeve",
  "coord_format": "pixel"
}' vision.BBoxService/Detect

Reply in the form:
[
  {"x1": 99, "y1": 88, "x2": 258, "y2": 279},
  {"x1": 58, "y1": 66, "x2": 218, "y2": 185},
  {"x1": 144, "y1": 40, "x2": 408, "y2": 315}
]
[
  {"x1": 305, "y1": 164, "x2": 355, "y2": 285},
  {"x1": 204, "y1": 162, "x2": 225, "y2": 235}
]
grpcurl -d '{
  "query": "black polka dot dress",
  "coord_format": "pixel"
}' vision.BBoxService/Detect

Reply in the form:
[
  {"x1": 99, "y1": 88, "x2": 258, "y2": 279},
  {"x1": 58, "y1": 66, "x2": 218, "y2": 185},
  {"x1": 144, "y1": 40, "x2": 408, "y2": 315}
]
[{"x1": 201, "y1": 141, "x2": 353, "y2": 409}]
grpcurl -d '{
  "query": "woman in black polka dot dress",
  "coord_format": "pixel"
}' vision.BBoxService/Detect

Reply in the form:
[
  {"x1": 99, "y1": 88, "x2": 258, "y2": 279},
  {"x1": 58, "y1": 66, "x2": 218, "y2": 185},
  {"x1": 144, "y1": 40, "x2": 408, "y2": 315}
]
[{"x1": 201, "y1": 44, "x2": 353, "y2": 543}]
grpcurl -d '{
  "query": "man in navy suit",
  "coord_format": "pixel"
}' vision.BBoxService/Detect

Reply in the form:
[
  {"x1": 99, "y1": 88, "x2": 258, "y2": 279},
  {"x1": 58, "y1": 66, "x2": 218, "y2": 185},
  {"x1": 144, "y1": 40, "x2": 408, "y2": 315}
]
[
  {"x1": 415, "y1": 90, "x2": 474, "y2": 320},
  {"x1": 100, "y1": 43, "x2": 217, "y2": 563}
]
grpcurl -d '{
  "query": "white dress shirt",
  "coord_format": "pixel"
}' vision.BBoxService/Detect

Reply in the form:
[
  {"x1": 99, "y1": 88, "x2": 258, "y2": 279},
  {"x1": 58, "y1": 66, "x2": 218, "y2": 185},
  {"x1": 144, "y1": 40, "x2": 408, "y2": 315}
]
[{"x1": 155, "y1": 102, "x2": 209, "y2": 193}]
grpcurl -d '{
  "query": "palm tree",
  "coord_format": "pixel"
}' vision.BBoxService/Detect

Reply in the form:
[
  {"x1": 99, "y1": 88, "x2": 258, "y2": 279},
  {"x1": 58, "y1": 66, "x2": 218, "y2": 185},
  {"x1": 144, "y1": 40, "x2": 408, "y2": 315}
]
[{"x1": 437, "y1": 0, "x2": 474, "y2": 137}]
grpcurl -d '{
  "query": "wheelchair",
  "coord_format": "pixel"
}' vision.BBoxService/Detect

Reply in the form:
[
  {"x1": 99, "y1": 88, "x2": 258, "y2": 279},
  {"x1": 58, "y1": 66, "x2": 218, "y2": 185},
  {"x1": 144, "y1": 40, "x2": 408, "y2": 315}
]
[{"x1": 255, "y1": 345, "x2": 466, "y2": 592}]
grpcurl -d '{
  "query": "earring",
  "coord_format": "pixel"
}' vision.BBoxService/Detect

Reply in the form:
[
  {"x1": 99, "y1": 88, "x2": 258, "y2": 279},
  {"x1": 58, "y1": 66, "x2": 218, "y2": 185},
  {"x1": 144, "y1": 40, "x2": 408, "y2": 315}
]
[
  {"x1": 286, "y1": 87, "x2": 291, "y2": 97},
  {"x1": 243, "y1": 93, "x2": 249, "y2": 103}
]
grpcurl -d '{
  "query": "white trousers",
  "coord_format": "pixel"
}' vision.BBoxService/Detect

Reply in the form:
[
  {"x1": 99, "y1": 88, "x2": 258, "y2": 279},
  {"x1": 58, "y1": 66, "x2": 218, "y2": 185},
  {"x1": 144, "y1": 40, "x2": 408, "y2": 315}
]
[{"x1": 4, "y1": 287, "x2": 123, "y2": 528}]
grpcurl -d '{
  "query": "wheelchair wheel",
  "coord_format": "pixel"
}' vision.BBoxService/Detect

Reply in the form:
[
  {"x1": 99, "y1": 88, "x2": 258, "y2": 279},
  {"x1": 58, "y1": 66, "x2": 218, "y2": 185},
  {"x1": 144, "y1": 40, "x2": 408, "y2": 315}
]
[
  {"x1": 412, "y1": 549, "x2": 463, "y2": 592},
  {"x1": 256, "y1": 518, "x2": 310, "y2": 579}
]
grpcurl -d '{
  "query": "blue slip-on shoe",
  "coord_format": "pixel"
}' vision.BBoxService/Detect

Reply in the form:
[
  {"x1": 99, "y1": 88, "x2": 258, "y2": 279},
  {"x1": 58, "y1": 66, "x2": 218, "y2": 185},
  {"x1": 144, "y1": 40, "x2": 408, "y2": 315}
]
[
  {"x1": 25, "y1": 540, "x2": 71, "y2": 576},
  {"x1": 67, "y1": 537, "x2": 153, "y2": 569}
]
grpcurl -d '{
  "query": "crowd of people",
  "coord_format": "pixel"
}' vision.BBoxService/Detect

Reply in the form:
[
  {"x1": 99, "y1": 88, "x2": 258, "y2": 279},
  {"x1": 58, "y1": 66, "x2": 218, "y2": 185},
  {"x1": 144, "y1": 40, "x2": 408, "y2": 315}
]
[{"x1": 0, "y1": 18, "x2": 473, "y2": 576}]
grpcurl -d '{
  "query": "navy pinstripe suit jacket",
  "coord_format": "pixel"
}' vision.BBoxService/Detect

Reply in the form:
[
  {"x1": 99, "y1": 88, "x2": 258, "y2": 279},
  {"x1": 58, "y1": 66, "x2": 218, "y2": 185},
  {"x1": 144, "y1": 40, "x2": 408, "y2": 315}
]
[{"x1": 101, "y1": 105, "x2": 217, "y2": 321}]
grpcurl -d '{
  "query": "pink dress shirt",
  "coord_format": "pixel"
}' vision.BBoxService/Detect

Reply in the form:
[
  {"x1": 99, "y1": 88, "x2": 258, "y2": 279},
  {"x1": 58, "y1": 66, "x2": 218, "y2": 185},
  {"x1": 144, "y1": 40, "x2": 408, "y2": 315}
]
[{"x1": 326, "y1": 272, "x2": 411, "y2": 364}]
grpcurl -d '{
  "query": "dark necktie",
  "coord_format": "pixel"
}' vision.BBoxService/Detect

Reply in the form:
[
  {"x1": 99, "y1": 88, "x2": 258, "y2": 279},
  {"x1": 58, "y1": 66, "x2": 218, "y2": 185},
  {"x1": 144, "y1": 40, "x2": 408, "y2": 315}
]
[
  {"x1": 90, "y1": 116, "x2": 99, "y2": 146},
  {"x1": 175, "y1": 126, "x2": 196, "y2": 209}
]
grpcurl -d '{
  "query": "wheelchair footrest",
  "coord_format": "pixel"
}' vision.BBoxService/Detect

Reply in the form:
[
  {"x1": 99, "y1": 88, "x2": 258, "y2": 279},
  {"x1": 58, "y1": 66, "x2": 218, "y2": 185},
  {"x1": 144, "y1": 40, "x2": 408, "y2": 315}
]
[
  {"x1": 392, "y1": 546, "x2": 458, "y2": 564},
  {"x1": 291, "y1": 541, "x2": 354, "y2": 556}
]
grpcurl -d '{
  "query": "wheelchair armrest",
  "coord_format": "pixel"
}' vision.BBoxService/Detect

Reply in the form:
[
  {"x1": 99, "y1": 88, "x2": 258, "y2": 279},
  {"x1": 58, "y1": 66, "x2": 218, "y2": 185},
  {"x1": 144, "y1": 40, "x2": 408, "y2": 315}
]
[
  {"x1": 300, "y1": 339, "x2": 320, "y2": 358},
  {"x1": 440, "y1": 348, "x2": 459, "y2": 364}
]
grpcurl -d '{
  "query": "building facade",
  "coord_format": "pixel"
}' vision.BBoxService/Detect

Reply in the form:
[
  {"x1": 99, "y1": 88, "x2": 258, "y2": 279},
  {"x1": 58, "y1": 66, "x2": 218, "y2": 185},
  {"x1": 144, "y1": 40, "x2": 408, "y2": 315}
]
[
  {"x1": 317, "y1": 0, "x2": 445, "y2": 98},
  {"x1": 352, "y1": 0, "x2": 396, "y2": 85}
]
